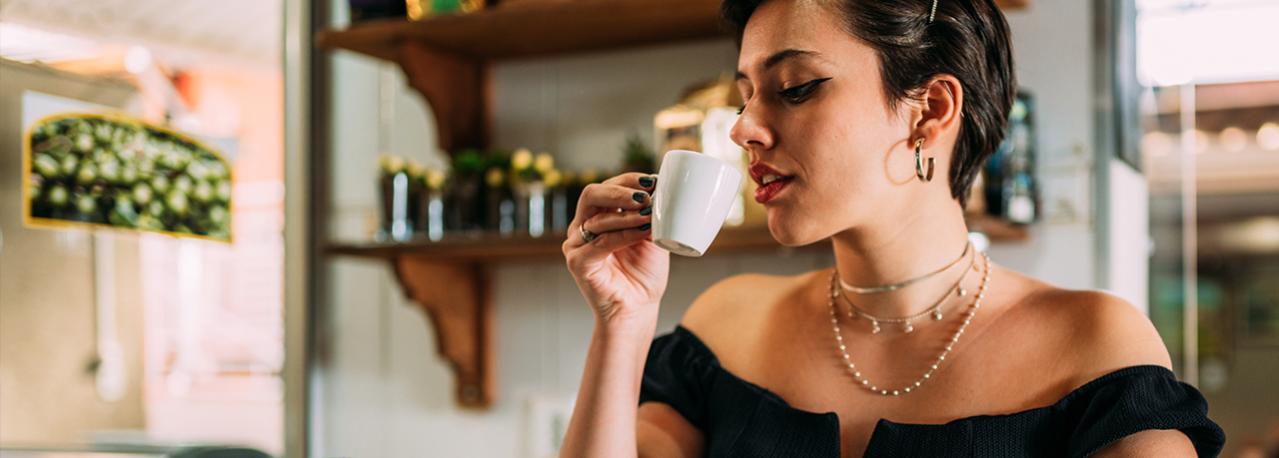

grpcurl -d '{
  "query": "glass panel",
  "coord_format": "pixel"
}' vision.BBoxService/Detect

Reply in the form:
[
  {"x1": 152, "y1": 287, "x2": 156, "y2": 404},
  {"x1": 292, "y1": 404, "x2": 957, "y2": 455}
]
[
  {"x1": 0, "y1": 3, "x2": 285, "y2": 454},
  {"x1": 1138, "y1": 1, "x2": 1279, "y2": 454}
]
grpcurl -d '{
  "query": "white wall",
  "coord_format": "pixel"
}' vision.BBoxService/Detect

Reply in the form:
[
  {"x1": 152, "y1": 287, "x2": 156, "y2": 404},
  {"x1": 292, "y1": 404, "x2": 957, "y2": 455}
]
[
  {"x1": 314, "y1": 2, "x2": 1112, "y2": 457},
  {"x1": 988, "y1": 1, "x2": 1100, "y2": 291}
]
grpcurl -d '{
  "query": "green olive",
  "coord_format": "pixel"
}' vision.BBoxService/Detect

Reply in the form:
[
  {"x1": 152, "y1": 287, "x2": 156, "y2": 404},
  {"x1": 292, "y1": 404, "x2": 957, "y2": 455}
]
[
  {"x1": 76, "y1": 163, "x2": 98, "y2": 185},
  {"x1": 76, "y1": 133, "x2": 94, "y2": 152},
  {"x1": 99, "y1": 159, "x2": 120, "y2": 183},
  {"x1": 147, "y1": 200, "x2": 165, "y2": 218},
  {"x1": 209, "y1": 206, "x2": 229, "y2": 226},
  {"x1": 76, "y1": 194, "x2": 97, "y2": 214},
  {"x1": 118, "y1": 146, "x2": 139, "y2": 162},
  {"x1": 166, "y1": 190, "x2": 189, "y2": 216},
  {"x1": 216, "y1": 181, "x2": 232, "y2": 202},
  {"x1": 33, "y1": 154, "x2": 60, "y2": 178},
  {"x1": 94, "y1": 123, "x2": 112, "y2": 142},
  {"x1": 187, "y1": 162, "x2": 208, "y2": 180},
  {"x1": 151, "y1": 175, "x2": 170, "y2": 193},
  {"x1": 60, "y1": 155, "x2": 79, "y2": 175},
  {"x1": 120, "y1": 165, "x2": 139, "y2": 184},
  {"x1": 47, "y1": 185, "x2": 69, "y2": 207},
  {"x1": 193, "y1": 180, "x2": 214, "y2": 203},
  {"x1": 132, "y1": 183, "x2": 153, "y2": 205},
  {"x1": 174, "y1": 175, "x2": 193, "y2": 195}
]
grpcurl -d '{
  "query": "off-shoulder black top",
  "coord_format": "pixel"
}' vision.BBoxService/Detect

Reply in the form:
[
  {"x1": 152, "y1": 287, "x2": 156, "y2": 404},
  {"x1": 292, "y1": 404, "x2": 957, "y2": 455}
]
[{"x1": 638, "y1": 325, "x2": 1225, "y2": 457}]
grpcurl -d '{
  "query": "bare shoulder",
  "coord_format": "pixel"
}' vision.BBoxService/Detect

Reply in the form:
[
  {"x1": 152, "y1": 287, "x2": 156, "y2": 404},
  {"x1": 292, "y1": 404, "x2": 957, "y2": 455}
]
[
  {"x1": 1003, "y1": 268, "x2": 1173, "y2": 387},
  {"x1": 679, "y1": 270, "x2": 824, "y2": 350},
  {"x1": 983, "y1": 268, "x2": 1197, "y2": 455}
]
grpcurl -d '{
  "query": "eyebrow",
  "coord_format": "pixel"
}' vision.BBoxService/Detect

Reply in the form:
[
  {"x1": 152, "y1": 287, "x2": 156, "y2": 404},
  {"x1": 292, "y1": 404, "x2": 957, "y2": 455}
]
[{"x1": 735, "y1": 49, "x2": 820, "y2": 81}]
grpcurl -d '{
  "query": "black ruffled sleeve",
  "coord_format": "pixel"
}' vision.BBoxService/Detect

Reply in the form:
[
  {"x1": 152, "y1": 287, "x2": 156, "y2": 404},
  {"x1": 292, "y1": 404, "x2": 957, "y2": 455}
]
[
  {"x1": 1065, "y1": 365, "x2": 1225, "y2": 457},
  {"x1": 638, "y1": 326, "x2": 720, "y2": 431}
]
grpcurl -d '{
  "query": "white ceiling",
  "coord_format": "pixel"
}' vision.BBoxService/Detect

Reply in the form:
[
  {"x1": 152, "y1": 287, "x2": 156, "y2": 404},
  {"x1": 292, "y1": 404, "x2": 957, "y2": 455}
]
[{"x1": 0, "y1": 0, "x2": 282, "y2": 69}]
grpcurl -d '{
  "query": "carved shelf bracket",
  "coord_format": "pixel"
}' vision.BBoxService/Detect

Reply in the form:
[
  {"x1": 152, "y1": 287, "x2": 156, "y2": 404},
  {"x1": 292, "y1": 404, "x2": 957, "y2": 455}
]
[{"x1": 391, "y1": 255, "x2": 493, "y2": 408}]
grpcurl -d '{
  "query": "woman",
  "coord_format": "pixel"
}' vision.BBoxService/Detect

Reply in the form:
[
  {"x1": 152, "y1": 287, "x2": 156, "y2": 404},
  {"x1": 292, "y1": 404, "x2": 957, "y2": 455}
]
[{"x1": 558, "y1": 0, "x2": 1224, "y2": 456}]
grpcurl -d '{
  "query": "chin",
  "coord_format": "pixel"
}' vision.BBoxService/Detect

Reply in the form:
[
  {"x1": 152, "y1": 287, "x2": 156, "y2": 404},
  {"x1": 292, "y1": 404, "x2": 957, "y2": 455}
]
[{"x1": 765, "y1": 209, "x2": 826, "y2": 247}]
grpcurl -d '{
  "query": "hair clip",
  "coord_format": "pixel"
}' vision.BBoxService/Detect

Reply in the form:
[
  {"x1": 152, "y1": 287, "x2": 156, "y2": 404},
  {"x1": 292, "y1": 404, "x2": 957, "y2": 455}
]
[{"x1": 928, "y1": 0, "x2": 938, "y2": 23}]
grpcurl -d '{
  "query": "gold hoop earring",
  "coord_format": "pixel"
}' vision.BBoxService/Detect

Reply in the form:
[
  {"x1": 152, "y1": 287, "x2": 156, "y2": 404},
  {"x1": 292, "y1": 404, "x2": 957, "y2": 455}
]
[{"x1": 914, "y1": 138, "x2": 934, "y2": 182}]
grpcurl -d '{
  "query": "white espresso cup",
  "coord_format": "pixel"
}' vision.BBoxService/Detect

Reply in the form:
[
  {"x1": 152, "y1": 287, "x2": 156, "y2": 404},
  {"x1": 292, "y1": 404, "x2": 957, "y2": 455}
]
[{"x1": 650, "y1": 150, "x2": 744, "y2": 257}]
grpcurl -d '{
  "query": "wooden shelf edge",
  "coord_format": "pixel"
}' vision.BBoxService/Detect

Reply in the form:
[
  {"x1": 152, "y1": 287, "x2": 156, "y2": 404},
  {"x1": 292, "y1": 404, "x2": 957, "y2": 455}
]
[
  {"x1": 966, "y1": 214, "x2": 1031, "y2": 242},
  {"x1": 328, "y1": 217, "x2": 1029, "y2": 261},
  {"x1": 996, "y1": 0, "x2": 1031, "y2": 10},
  {"x1": 326, "y1": 225, "x2": 784, "y2": 261},
  {"x1": 316, "y1": 0, "x2": 725, "y2": 62}
]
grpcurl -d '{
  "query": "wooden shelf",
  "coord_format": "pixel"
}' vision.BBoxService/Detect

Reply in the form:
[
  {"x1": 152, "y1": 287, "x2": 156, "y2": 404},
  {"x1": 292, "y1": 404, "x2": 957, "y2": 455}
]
[
  {"x1": 998, "y1": 0, "x2": 1031, "y2": 10},
  {"x1": 966, "y1": 213, "x2": 1030, "y2": 242},
  {"x1": 328, "y1": 215, "x2": 1028, "y2": 261},
  {"x1": 317, "y1": 0, "x2": 1029, "y2": 63},
  {"x1": 329, "y1": 224, "x2": 805, "y2": 261},
  {"x1": 316, "y1": 0, "x2": 725, "y2": 62}
]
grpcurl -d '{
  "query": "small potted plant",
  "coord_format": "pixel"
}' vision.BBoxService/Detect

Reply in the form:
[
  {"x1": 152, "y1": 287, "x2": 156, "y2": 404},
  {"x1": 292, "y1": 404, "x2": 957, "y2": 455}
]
[
  {"x1": 510, "y1": 148, "x2": 556, "y2": 237},
  {"x1": 447, "y1": 148, "x2": 486, "y2": 234}
]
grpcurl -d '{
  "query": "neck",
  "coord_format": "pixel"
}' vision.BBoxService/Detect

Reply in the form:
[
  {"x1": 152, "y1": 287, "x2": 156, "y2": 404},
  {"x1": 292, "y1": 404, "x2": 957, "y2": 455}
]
[{"x1": 830, "y1": 200, "x2": 972, "y2": 318}]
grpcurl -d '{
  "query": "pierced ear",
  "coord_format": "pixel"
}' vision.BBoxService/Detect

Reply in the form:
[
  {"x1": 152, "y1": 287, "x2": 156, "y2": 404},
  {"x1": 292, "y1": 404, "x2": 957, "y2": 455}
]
[{"x1": 912, "y1": 75, "x2": 964, "y2": 149}]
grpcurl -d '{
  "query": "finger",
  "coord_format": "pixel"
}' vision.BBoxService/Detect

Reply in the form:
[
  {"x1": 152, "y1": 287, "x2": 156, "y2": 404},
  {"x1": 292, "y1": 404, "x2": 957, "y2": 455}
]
[
  {"x1": 573, "y1": 182, "x2": 652, "y2": 223},
  {"x1": 568, "y1": 222, "x2": 653, "y2": 260},
  {"x1": 587, "y1": 223, "x2": 653, "y2": 253},
  {"x1": 582, "y1": 207, "x2": 652, "y2": 235},
  {"x1": 602, "y1": 171, "x2": 658, "y2": 192}
]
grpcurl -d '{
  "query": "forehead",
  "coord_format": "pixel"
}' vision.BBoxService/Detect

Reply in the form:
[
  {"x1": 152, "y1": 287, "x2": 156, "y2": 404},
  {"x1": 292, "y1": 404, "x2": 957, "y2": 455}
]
[{"x1": 737, "y1": 0, "x2": 871, "y2": 72}]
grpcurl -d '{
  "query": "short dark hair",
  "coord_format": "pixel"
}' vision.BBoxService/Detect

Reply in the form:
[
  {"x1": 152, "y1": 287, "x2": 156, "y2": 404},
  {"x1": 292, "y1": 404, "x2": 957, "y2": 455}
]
[{"x1": 722, "y1": 0, "x2": 1016, "y2": 206}]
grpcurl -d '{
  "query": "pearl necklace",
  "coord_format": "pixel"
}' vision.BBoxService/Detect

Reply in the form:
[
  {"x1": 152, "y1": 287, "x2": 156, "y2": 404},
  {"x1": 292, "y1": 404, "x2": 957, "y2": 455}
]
[{"x1": 827, "y1": 252, "x2": 991, "y2": 396}]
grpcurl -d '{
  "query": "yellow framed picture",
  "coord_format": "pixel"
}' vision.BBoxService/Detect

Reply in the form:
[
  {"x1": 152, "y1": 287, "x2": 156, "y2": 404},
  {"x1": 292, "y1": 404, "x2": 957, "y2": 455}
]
[{"x1": 22, "y1": 112, "x2": 233, "y2": 242}]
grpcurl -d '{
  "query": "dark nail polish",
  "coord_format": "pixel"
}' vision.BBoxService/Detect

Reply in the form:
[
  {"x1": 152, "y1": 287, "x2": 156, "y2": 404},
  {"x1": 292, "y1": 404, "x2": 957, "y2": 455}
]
[
  {"x1": 632, "y1": 191, "x2": 646, "y2": 203},
  {"x1": 639, "y1": 207, "x2": 652, "y2": 216},
  {"x1": 638, "y1": 176, "x2": 654, "y2": 188},
  {"x1": 639, "y1": 223, "x2": 652, "y2": 231}
]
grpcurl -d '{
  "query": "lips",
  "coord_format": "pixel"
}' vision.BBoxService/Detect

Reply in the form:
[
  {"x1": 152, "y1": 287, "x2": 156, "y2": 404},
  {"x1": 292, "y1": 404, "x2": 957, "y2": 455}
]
[
  {"x1": 754, "y1": 175, "x2": 792, "y2": 204},
  {"x1": 748, "y1": 162, "x2": 794, "y2": 204},
  {"x1": 748, "y1": 162, "x2": 793, "y2": 187}
]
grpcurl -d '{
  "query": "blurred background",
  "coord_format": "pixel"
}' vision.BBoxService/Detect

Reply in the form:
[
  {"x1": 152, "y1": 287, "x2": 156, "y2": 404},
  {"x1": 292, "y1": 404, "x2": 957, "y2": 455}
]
[{"x1": 0, "y1": 0, "x2": 1275, "y2": 457}]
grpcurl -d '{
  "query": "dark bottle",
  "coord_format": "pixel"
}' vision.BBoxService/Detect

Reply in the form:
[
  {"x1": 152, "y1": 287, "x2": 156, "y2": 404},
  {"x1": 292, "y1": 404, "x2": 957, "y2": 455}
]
[{"x1": 986, "y1": 91, "x2": 1039, "y2": 224}]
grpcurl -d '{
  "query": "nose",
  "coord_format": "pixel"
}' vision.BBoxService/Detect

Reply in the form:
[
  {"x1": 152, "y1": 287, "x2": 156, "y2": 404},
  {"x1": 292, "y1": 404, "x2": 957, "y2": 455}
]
[{"x1": 730, "y1": 104, "x2": 775, "y2": 155}]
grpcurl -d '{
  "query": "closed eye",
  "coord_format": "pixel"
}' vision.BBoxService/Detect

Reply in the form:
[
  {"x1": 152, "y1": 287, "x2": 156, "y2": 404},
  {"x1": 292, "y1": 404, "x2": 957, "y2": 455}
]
[{"x1": 778, "y1": 77, "x2": 832, "y2": 104}]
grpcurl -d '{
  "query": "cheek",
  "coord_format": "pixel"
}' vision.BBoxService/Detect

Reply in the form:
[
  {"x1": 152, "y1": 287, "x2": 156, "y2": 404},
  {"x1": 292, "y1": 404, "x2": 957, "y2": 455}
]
[
  {"x1": 802, "y1": 97, "x2": 903, "y2": 193},
  {"x1": 806, "y1": 84, "x2": 900, "y2": 146}
]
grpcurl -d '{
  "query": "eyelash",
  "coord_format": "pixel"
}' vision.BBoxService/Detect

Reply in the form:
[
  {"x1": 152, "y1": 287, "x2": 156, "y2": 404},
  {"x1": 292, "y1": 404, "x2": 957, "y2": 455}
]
[
  {"x1": 736, "y1": 77, "x2": 832, "y2": 115},
  {"x1": 779, "y1": 77, "x2": 831, "y2": 104}
]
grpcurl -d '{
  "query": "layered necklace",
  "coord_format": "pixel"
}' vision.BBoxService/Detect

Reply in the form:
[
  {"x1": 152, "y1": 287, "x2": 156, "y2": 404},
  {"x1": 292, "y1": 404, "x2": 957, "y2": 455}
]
[
  {"x1": 840, "y1": 244, "x2": 976, "y2": 334},
  {"x1": 827, "y1": 249, "x2": 992, "y2": 396}
]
